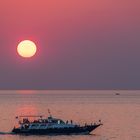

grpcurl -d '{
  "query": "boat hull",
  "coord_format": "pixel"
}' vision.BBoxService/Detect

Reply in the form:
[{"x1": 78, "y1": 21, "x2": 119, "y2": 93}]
[{"x1": 12, "y1": 124, "x2": 101, "y2": 135}]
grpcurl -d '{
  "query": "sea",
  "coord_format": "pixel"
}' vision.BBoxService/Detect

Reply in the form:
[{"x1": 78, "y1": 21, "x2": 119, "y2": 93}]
[{"x1": 0, "y1": 90, "x2": 140, "y2": 140}]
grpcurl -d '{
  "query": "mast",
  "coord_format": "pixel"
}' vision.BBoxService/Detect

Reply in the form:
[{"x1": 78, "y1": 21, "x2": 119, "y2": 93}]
[{"x1": 48, "y1": 109, "x2": 52, "y2": 117}]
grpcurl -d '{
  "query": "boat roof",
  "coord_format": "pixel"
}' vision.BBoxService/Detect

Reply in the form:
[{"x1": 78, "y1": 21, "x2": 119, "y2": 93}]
[{"x1": 16, "y1": 115, "x2": 44, "y2": 118}]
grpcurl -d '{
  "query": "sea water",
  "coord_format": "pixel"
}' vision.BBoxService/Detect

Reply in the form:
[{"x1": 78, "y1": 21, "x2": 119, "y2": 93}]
[{"x1": 0, "y1": 90, "x2": 140, "y2": 140}]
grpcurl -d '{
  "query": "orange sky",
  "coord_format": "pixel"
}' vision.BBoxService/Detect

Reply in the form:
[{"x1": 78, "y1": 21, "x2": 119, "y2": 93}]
[
  {"x1": 0, "y1": 0, "x2": 140, "y2": 89},
  {"x1": 1, "y1": 0, "x2": 139, "y2": 37}
]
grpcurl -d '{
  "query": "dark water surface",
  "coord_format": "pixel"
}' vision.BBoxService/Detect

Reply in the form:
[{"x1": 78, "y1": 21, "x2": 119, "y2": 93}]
[{"x1": 0, "y1": 90, "x2": 140, "y2": 140}]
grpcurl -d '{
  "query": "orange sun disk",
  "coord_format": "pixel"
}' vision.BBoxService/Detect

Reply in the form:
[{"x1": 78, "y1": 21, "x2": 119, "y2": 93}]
[{"x1": 17, "y1": 40, "x2": 37, "y2": 58}]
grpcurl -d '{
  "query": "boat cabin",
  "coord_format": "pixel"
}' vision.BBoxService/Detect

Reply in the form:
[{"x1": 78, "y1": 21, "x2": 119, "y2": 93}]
[{"x1": 15, "y1": 115, "x2": 75, "y2": 130}]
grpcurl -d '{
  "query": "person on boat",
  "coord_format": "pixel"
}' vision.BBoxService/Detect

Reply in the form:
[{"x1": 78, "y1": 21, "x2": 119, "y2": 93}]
[
  {"x1": 58, "y1": 120, "x2": 60, "y2": 124},
  {"x1": 23, "y1": 118, "x2": 30, "y2": 124}
]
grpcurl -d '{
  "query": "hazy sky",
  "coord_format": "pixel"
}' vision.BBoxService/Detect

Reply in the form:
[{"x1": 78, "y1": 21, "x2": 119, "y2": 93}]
[{"x1": 0, "y1": 0, "x2": 140, "y2": 89}]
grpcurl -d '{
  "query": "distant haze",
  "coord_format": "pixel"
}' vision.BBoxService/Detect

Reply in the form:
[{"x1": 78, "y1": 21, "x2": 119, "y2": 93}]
[{"x1": 0, "y1": 0, "x2": 140, "y2": 89}]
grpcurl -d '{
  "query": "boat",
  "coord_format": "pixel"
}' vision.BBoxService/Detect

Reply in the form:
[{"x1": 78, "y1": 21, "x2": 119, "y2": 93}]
[
  {"x1": 115, "y1": 93, "x2": 120, "y2": 95},
  {"x1": 12, "y1": 112, "x2": 103, "y2": 135}
]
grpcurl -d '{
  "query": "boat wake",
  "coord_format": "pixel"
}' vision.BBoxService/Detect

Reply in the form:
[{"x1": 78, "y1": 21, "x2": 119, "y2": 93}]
[{"x1": 0, "y1": 131, "x2": 13, "y2": 135}]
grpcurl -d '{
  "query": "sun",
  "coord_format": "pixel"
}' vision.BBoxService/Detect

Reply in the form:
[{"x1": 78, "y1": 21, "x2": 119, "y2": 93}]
[{"x1": 17, "y1": 40, "x2": 37, "y2": 58}]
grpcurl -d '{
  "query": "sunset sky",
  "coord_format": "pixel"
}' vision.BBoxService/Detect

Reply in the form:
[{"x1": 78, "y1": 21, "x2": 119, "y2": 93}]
[{"x1": 0, "y1": 0, "x2": 140, "y2": 89}]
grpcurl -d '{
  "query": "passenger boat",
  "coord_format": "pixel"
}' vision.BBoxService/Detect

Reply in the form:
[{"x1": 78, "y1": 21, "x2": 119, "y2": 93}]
[
  {"x1": 12, "y1": 112, "x2": 102, "y2": 135},
  {"x1": 115, "y1": 93, "x2": 120, "y2": 95}
]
